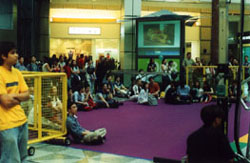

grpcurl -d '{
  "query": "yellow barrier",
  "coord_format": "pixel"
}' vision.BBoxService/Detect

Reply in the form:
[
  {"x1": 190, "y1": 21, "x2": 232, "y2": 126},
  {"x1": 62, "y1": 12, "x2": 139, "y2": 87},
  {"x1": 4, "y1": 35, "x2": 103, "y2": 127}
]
[
  {"x1": 185, "y1": 65, "x2": 250, "y2": 98},
  {"x1": 22, "y1": 72, "x2": 68, "y2": 145}
]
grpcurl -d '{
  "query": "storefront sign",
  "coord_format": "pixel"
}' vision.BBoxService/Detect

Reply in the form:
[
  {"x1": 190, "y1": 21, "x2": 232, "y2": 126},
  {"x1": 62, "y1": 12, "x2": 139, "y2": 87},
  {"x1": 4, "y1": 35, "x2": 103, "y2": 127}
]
[{"x1": 69, "y1": 27, "x2": 101, "y2": 35}]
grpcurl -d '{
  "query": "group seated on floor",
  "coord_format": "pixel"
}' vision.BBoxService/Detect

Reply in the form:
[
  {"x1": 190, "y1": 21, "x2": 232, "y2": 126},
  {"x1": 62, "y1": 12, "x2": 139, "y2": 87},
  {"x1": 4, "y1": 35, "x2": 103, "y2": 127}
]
[
  {"x1": 67, "y1": 74, "x2": 162, "y2": 110},
  {"x1": 164, "y1": 80, "x2": 214, "y2": 104}
]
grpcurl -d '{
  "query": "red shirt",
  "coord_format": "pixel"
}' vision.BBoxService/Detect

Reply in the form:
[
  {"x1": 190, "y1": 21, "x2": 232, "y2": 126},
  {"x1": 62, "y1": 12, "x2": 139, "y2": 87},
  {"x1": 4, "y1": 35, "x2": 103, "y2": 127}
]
[
  {"x1": 149, "y1": 82, "x2": 160, "y2": 94},
  {"x1": 78, "y1": 58, "x2": 84, "y2": 67},
  {"x1": 64, "y1": 65, "x2": 71, "y2": 78}
]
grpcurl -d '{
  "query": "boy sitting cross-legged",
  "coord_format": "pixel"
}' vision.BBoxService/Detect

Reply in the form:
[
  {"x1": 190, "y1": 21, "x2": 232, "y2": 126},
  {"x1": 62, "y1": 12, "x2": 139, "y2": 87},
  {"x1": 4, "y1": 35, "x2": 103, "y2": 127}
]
[{"x1": 66, "y1": 102, "x2": 107, "y2": 145}]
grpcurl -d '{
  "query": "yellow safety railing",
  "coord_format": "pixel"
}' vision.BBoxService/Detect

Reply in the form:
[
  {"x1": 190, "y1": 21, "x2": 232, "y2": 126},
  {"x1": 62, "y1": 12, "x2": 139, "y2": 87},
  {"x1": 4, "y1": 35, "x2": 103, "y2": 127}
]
[
  {"x1": 22, "y1": 72, "x2": 68, "y2": 145},
  {"x1": 185, "y1": 66, "x2": 249, "y2": 98},
  {"x1": 185, "y1": 66, "x2": 249, "y2": 85}
]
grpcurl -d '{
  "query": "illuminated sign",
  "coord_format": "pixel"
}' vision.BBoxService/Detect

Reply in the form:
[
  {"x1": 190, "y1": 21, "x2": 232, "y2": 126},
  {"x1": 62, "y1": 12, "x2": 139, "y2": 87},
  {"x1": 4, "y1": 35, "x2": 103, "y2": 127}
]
[{"x1": 69, "y1": 27, "x2": 101, "y2": 35}]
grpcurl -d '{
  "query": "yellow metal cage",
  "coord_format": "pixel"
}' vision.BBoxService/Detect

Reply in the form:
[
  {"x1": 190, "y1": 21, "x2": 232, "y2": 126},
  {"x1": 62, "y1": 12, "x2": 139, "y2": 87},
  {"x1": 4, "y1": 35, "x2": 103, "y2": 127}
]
[{"x1": 22, "y1": 72, "x2": 68, "y2": 151}]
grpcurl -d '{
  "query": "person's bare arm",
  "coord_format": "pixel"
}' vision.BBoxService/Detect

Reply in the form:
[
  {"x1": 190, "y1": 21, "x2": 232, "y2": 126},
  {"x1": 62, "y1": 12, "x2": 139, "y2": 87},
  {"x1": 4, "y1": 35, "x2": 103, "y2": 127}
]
[
  {"x1": 99, "y1": 95, "x2": 109, "y2": 108},
  {"x1": 0, "y1": 94, "x2": 20, "y2": 109},
  {"x1": 13, "y1": 91, "x2": 30, "y2": 102}
]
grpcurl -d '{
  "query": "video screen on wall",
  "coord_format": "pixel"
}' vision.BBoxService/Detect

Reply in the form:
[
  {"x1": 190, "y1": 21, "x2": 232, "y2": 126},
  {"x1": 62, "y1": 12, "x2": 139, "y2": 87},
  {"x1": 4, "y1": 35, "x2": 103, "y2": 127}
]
[{"x1": 137, "y1": 20, "x2": 181, "y2": 56}]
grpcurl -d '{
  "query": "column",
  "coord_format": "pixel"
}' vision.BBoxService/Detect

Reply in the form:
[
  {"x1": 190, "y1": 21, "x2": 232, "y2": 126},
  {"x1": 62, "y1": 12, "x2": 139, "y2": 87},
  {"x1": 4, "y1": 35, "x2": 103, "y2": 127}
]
[
  {"x1": 38, "y1": 0, "x2": 50, "y2": 60},
  {"x1": 218, "y1": 0, "x2": 229, "y2": 64},
  {"x1": 211, "y1": 0, "x2": 229, "y2": 64},
  {"x1": 17, "y1": 0, "x2": 50, "y2": 60},
  {"x1": 120, "y1": 0, "x2": 141, "y2": 70}
]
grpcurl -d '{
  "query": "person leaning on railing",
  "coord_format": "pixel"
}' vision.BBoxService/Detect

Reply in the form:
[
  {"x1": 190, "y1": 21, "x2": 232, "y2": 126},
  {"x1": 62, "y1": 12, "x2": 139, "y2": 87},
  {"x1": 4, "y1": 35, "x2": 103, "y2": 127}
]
[{"x1": 182, "y1": 52, "x2": 196, "y2": 83}]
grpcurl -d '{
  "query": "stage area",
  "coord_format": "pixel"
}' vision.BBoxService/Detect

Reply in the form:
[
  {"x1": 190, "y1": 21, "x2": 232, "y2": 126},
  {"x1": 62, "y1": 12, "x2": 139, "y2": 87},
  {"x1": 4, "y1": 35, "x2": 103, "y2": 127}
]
[{"x1": 70, "y1": 100, "x2": 250, "y2": 160}]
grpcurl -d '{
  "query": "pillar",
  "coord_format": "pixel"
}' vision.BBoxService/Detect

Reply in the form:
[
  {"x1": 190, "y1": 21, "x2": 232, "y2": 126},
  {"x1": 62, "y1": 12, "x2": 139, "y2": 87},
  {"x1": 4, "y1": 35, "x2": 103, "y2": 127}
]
[
  {"x1": 120, "y1": 0, "x2": 141, "y2": 70},
  {"x1": 211, "y1": 0, "x2": 229, "y2": 64},
  {"x1": 17, "y1": 0, "x2": 49, "y2": 60},
  {"x1": 38, "y1": 0, "x2": 50, "y2": 60}
]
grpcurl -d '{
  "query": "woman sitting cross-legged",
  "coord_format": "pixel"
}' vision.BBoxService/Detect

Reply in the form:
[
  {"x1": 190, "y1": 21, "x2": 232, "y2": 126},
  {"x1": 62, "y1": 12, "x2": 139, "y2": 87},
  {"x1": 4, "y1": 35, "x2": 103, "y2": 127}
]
[{"x1": 66, "y1": 102, "x2": 107, "y2": 145}]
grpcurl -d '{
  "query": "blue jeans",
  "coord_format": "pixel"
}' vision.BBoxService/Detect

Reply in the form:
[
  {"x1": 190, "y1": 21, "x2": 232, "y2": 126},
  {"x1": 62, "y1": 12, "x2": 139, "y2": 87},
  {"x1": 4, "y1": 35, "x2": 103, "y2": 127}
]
[{"x1": 0, "y1": 123, "x2": 28, "y2": 163}]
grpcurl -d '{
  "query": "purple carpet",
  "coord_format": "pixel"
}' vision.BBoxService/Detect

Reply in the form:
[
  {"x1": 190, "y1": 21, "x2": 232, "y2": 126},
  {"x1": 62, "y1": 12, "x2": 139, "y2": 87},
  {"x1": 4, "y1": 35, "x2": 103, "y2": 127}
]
[{"x1": 70, "y1": 100, "x2": 250, "y2": 160}]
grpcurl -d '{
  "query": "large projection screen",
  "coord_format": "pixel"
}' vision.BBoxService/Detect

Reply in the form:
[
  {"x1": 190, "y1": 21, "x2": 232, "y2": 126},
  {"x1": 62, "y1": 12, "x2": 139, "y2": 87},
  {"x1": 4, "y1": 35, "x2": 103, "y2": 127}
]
[{"x1": 137, "y1": 20, "x2": 181, "y2": 56}]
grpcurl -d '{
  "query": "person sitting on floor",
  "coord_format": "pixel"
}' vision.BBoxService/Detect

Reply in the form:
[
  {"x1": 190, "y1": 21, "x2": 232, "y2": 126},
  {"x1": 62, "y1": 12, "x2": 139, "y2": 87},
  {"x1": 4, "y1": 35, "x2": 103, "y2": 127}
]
[
  {"x1": 148, "y1": 77, "x2": 160, "y2": 98},
  {"x1": 46, "y1": 85, "x2": 63, "y2": 124},
  {"x1": 186, "y1": 105, "x2": 235, "y2": 163},
  {"x1": 84, "y1": 85, "x2": 97, "y2": 109},
  {"x1": 164, "y1": 82, "x2": 179, "y2": 104},
  {"x1": 190, "y1": 81, "x2": 204, "y2": 103},
  {"x1": 66, "y1": 102, "x2": 107, "y2": 145},
  {"x1": 114, "y1": 76, "x2": 129, "y2": 98},
  {"x1": 138, "y1": 82, "x2": 158, "y2": 106},
  {"x1": 96, "y1": 83, "x2": 122, "y2": 108},
  {"x1": 73, "y1": 85, "x2": 92, "y2": 111},
  {"x1": 104, "y1": 74, "x2": 115, "y2": 95},
  {"x1": 130, "y1": 78, "x2": 142, "y2": 101},
  {"x1": 177, "y1": 81, "x2": 192, "y2": 103},
  {"x1": 138, "y1": 82, "x2": 149, "y2": 104},
  {"x1": 202, "y1": 80, "x2": 214, "y2": 102}
]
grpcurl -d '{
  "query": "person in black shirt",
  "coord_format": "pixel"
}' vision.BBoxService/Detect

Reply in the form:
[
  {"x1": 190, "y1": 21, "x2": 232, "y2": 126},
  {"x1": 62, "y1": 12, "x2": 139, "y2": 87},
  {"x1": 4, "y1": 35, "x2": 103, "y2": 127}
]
[
  {"x1": 186, "y1": 105, "x2": 234, "y2": 163},
  {"x1": 147, "y1": 58, "x2": 157, "y2": 72}
]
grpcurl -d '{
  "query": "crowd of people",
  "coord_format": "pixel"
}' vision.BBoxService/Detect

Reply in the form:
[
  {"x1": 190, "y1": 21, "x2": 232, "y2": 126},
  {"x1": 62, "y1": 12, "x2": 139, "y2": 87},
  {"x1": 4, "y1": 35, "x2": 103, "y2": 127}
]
[
  {"x1": 0, "y1": 41, "x2": 241, "y2": 162},
  {"x1": 14, "y1": 51, "x2": 249, "y2": 110}
]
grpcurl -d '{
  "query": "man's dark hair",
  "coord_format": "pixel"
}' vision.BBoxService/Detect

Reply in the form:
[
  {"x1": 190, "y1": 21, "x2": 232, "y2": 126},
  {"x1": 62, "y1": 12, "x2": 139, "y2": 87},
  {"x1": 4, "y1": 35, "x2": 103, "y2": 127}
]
[
  {"x1": 67, "y1": 102, "x2": 76, "y2": 110},
  {"x1": 139, "y1": 69, "x2": 144, "y2": 73},
  {"x1": 0, "y1": 42, "x2": 16, "y2": 65},
  {"x1": 200, "y1": 105, "x2": 224, "y2": 126},
  {"x1": 149, "y1": 77, "x2": 154, "y2": 81}
]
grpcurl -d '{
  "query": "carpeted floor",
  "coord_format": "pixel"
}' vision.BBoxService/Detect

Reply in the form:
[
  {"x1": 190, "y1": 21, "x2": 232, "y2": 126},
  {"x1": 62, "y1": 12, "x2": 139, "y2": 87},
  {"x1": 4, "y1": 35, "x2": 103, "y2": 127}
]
[{"x1": 69, "y1": 100, "x2": 250, "y2": 160}]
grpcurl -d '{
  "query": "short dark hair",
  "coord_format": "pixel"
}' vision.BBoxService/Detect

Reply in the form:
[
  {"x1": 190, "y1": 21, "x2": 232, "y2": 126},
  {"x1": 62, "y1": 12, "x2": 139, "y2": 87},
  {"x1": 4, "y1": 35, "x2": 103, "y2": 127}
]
[
  {"x1": 200, "y1": 105, "x2": 224, "y2": 126},
  {"x1": 67, "y1": 102, "x2": 76, "y2": 110},
  {"x1": 0, "y1": 42, "x2": 16, "y2": 65},
  {"x1": 149, "y1": 77, "x2": 154, "y2": 81}
]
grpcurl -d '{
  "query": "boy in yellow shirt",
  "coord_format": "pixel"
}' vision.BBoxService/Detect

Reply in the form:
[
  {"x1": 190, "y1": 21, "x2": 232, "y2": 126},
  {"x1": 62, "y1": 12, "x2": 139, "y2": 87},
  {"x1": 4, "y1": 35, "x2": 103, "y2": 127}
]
[{"x1": 0, "y1": 42, "x2": 30, "y2": 163}]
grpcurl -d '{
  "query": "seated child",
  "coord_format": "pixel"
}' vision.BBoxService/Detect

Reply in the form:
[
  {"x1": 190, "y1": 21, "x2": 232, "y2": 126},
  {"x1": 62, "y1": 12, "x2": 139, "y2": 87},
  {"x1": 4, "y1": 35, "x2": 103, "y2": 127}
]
[{"x1": 66, "y1": 102, "x2": 107, "y2": 144}]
